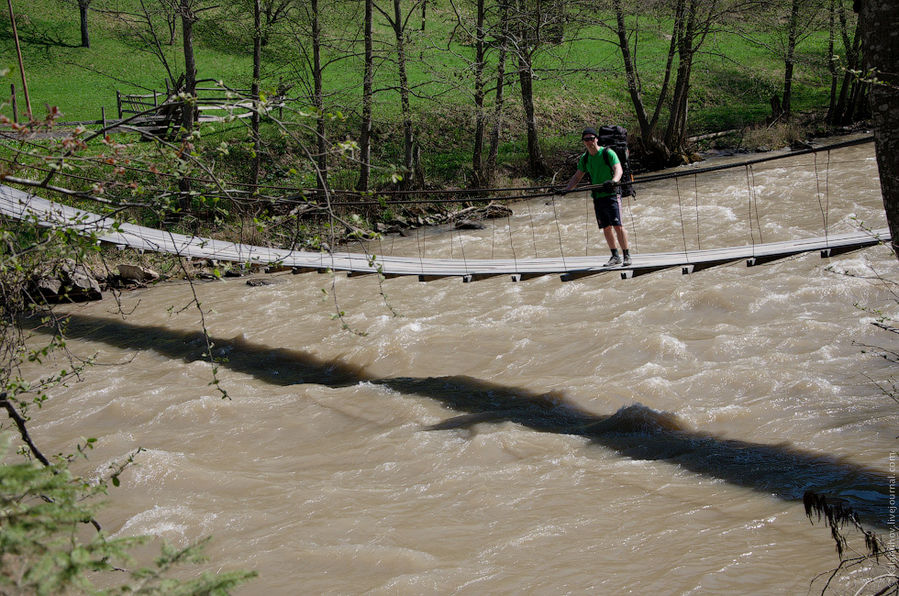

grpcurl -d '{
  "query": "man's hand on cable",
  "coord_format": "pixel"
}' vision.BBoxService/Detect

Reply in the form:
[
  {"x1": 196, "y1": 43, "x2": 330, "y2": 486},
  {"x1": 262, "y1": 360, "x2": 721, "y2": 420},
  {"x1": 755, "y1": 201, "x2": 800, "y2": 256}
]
[{"x1": 601, "y1": 181, "x2": 618, "y2": 193}]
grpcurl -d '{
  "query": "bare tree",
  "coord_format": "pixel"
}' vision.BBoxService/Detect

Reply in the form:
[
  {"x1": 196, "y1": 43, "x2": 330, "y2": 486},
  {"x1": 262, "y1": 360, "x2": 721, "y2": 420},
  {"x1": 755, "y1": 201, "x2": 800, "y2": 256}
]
[
  {"x1": 508, "y1": 0, "x2": 565, "y2": 176},
  {"x1": 735, "y1": 0, "x2": 828, "y2": 120},
  {"x1": 600, "y1": 0, "x2": 734, "y2": 166},
  {"x1": 374, "y1": 0, "x2": 424, "y2": 188},
  {"x1": 448, "y1": 0, "x2": 505, "y2": 187},
  {"x1": 481, "y1": 0, "x2": 517, "y2": 185},
  {"x1": 357, "y1": 0, "x2": 375, "y2": 191},
  {"x1": 284, "y1": 0, "x2": 362, "y2": 192},
  {"x1": 178, "y1": 0, "x2": 200, "y2": 131},
  {"x1": 662, "y1": 0, "x2": 720, "y2": 153},
  {"x1": 252, "y1": 0, "x2": 263, "y2": 187},
  {"x1": 78, "y1": 0, "x2": 92, "y2": 47},
  {"x1": 826, "y1": 0, "x2": 866, "y2": 125},
  {"x1": 857, "y1": 0, "x2": 899, "y2": 259}
]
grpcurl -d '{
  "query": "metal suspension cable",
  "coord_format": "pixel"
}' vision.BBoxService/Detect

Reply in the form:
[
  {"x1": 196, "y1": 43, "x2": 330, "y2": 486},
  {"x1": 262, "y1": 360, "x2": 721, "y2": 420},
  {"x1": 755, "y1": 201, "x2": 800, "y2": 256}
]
[
  {"x1": 415, "y1": 227, "x2": 426, "y2": 275},
  {"x1": 505, "y1": 211, "x2": 518, "y2": 272},
  {"x1": 630, "y1": 136, "x2": 873, "y2": 186},
  {"x1": 694, "y1": 174, "x2": 701, "y2": 250},
  {"x1": 745, "y1": 165, "x2": 758, "y2": 255},
  {"x1": 549, "y1": 193, "x2": 568, "y2": 272},
  {"x1": 454, "y1": 227, "x2": 469, "y2": 275},
  {"x1": 825, "y1": 150, "x2": 832, "y2": 244},
  {"x1": 750, "y1": 165, "x2": 764, "y2": 245},
  {"x1": 584, "y1": 193, "x2": 590, "y2": 256},
  {"x1": 676, "y1": 177, "x2": 689, "y2": 259},
  {"x1": 525, "y1": 199, "x2": 539, "y2": 256},
  {"x1": 813, "y1": 150, "x2": 832, "y2": 247},
  {"x1": 1, "y1": 135, "x2": 873, "y2": 209},
  {"x1": 490, "y1": 216, "x2": 497, "y2": 259},
  {"x1": 624, "y1": 194, "x2": 637, "y2": 254}
]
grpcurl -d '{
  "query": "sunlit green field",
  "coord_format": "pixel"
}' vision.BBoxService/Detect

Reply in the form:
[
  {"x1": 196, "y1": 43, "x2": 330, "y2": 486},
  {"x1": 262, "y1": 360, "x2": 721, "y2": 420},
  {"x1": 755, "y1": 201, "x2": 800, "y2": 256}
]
[{"x1": 1, "y1": 0, "x2": 841, "y2": 186}]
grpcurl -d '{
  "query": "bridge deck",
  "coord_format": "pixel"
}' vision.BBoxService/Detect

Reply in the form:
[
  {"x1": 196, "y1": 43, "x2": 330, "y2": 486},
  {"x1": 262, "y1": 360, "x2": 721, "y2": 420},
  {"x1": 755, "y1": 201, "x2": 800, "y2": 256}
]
[{"x1": 1, "y1": 184, "x2": 887, "y2": 283}]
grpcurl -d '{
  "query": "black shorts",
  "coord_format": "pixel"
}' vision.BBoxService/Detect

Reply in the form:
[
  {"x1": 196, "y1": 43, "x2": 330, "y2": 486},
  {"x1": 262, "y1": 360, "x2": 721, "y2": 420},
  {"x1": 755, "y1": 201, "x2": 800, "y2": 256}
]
[{"x1": 592, "y1": 194, "x2": 622, "y2": 228}]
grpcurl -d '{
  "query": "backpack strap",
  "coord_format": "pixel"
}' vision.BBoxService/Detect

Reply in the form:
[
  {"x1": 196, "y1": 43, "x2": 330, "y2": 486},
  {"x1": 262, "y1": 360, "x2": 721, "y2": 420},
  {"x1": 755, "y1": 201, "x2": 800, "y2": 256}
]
[{"x1": 602, "y1": 147, "x2": 614, "y2": 168}]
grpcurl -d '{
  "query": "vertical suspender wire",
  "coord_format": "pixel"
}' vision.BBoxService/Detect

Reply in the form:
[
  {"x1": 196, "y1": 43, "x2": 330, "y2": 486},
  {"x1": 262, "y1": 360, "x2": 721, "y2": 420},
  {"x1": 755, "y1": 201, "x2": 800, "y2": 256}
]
[
  {"x1": 813, "y1": 150, "x2": 832, "y2": 248},
  {"x1": 694, "y1": 174, "x2": 702, "y2": 250},
  {"x1": 750, "y1": 165, "x2": 764, "y2": 244},
  {"x1": 813, "y1": 152, "x2": 824, "y2": 245},
  {"x1": 415, "y1": 227, "x2": 426, "y2": 276},
  {"x1": 525, "y1": 199, "x2": 539, "y2": 257},
  {"x1": 825, "y1": 150, "x2": 831, "y2": 242},
  {"x1": 460, "y1": 225, "x2": 469, "y2": 275},
  {"x1": 744, "y1": 164, "x2": 760, "y2": 257},
  {"x1": 506, "y1": 211, "x2": 519, "y2": 272},
  {"x1": 675, "y1": 177, "x2": 690, "y2": 260},
  {"x1": 491, "y1": 215, "x2": 497, "y2": 259},
  {"x1": 584, "y1": 192, "x2": 590, "y2": 255},
  {"x1": 624, "y1": 193, "x2": 638, "y2": 253},
  {"x1": 453, "y1": 225, "x2": 470, "y2": 276},
  {"x1": 550, "y1": 194, "x2": 569, "y2": 272}
]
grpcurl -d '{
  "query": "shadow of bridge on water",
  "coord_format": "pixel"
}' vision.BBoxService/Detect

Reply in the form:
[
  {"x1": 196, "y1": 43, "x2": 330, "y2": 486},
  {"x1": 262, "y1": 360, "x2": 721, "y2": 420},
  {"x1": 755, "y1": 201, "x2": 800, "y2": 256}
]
[{"x1": 30, "y1": 311, "x2": 893, "y2": 529}]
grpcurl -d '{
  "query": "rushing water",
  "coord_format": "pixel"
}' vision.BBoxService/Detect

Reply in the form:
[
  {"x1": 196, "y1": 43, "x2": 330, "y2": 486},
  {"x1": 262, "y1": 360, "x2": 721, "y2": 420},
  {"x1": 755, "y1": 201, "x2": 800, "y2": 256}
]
[{"x1": 21, "y1": 139, "x2": 899, "y2": 594}]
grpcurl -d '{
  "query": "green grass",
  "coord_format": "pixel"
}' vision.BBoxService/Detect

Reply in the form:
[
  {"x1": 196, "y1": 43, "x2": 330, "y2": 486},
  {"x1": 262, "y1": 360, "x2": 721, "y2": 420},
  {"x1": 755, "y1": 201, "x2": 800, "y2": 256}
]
[{"x1": 1, "y1": 0, "x2": 847, "y2": 188}]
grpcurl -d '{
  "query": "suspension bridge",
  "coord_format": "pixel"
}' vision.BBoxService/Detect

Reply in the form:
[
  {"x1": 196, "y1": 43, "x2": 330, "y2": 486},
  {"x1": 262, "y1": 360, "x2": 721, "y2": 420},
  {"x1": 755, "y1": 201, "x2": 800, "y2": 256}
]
[{"x1": 0, "y1": 136, "x2": 888, "y2": 283}]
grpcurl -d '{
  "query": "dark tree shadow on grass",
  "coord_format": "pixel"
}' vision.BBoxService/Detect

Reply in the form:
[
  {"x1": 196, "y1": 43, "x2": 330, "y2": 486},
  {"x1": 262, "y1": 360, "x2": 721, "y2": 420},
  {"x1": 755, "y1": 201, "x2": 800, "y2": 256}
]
[
  {"x1": 0, "y1": 20, "x2": 81, "y2": 50},
  {"x1": 27, "y1": 311, "x2": 893, "y2": 528}
]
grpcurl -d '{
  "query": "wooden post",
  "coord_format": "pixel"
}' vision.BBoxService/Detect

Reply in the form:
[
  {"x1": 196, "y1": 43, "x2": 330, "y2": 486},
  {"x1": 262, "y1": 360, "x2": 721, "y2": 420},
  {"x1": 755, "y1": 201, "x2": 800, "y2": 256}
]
[
  {"x1": 101, "y1": 106, "x2": 106, "y2": 129},
  {"x1": 7, "y1": 0, "x2": 32, "y2": 118},
  {"x1": 116, "y1": 90, "x2": 122, "y2": 119},
  {"x1": 10, "y1": 83, "x2": 17, "y2": 123}
]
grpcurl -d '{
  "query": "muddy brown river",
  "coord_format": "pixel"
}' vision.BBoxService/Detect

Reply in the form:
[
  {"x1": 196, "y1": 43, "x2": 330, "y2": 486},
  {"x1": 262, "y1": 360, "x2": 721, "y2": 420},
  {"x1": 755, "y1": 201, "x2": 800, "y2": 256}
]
[{"x1": 22, "y1": 139, "x2": 899, "y2": 593}]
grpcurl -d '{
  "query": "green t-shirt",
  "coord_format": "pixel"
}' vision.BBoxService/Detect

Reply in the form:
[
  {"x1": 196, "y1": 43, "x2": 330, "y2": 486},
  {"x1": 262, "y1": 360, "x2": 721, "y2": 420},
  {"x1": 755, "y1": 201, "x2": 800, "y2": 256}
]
[{"x1": 577, "y1": 147, "x2": 620, "y2": 199}]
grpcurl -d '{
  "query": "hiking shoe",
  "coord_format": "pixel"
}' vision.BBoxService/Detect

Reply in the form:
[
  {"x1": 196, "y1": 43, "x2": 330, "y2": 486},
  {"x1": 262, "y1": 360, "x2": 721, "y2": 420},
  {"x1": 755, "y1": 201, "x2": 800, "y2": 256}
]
[
  {"x1": 623, "y1": 254, "x2": 632, "y2": 267},
  {"x1": 605, "y1": 255, "x2": 623, "y2": 267}
]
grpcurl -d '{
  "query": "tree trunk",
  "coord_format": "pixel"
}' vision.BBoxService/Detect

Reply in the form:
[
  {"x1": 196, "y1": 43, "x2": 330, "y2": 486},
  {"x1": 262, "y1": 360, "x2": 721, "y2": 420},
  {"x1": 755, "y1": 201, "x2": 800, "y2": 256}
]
[
  {"x1": 857, "y1": 0, "x2": 899, "y2": 258},
  {"x1": 517, "y1": 51, "x2": 547, "y2": 177},
  {"x1": 781, "y1": 0, "x2": 801, "y2": 117},
  {"x1": 180, "y1": 0, "x2": 197, "y2": 133},
  {"x1": 251, "y1": 0, "x2": 262, "y2": 189},
  {"x1": 664, "y1": 52, "x2": 693, "y2": 152},
  {"x1": 613, "y1": 0, "x2": 649, "y2": 136},
  {"x1": 78, "y1": 0, "x2": 90, "y2": 48},
  {"x1": 311, "y1": 0, "x2": 328, "y2": 193},
  {"x1": 486, "y1": 0, "x2": 510, "y2": 183},
  {"x1": 392, "y1": 0, "x2": 415, "y2": 187},
  {"x1": 178, "y1": 0, "x2": 197, "y2": 218},
  {"x1": 834, "y1": 17, "x2": 863, "y2": 124},
  {"x1": 167, "y1": 8, "x2": 178, "y2": 45},
  {"x1": 664, "y1": 0, "x2": 708, "y2": 156},
  {"x1": 357, "y1": 0, "x2": 374, "y2": 192},
  {"x1": 612, "y1": 0, "x2": 676, "y2": 168},
  {"x1": 826, "y1": 0, "x2": 838, "y2": 122},
  {"x1": 471, "y1": 0, "x2": 487, "y2": 188}
]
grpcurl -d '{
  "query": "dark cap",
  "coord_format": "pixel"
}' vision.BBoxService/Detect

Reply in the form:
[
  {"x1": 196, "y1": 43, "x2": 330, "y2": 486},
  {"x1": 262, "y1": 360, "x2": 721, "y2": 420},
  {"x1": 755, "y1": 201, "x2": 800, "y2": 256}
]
[{"x1": 582, "y1": 127, "x2": 598, "y2": 139}]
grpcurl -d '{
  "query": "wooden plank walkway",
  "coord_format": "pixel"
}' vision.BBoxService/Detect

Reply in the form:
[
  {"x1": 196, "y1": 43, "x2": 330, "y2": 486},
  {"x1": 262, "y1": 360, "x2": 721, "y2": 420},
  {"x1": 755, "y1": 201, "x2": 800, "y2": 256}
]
[{"x1": 1, "y1": 184, "x2": 887, "y2": 283}]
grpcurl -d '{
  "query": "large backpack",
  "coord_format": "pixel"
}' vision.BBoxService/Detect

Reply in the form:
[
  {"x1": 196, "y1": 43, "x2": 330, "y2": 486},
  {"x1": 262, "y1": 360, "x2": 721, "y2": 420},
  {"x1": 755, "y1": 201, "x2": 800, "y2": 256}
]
[{"x1": 595, "y1": 125, "x2": 636, "y2": 198}]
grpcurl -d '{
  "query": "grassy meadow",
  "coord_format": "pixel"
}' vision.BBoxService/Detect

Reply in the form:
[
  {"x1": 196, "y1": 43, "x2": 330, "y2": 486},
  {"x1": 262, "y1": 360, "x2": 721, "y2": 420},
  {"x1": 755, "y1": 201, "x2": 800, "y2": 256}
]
[{"x1": 1, "y1": 0, "x2": 843, "y2": 190}]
